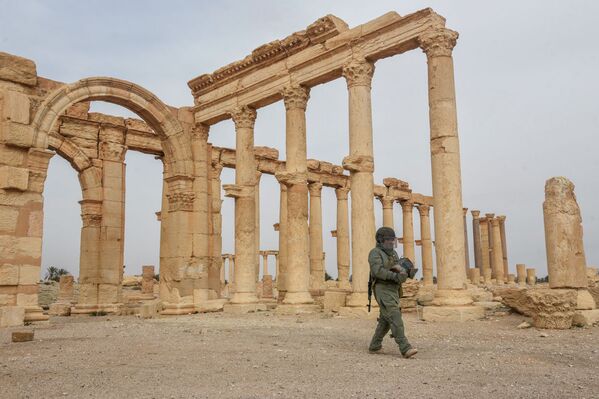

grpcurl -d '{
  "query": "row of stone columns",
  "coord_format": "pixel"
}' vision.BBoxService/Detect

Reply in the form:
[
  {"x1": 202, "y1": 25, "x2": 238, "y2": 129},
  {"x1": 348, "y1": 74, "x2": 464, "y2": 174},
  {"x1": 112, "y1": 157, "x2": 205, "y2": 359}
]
[{"x1": 469, "y1": 211, "x2": 510, "y2": 284}]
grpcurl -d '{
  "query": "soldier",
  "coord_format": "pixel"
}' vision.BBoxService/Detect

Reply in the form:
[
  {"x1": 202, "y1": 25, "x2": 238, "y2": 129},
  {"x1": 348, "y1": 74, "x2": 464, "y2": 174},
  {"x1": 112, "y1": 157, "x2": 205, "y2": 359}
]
[{"x1": 368, "y1": 226, "x2": 418, "y2": 358}]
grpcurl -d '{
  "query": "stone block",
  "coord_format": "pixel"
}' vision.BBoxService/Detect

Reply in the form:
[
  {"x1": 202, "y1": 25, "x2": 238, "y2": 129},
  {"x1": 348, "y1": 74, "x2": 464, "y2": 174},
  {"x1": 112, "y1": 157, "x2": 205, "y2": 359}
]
[
  {"x1": 48, "y1": 303, "x2": 71, "y2": 316},
  {"x1": 528, "y1": 289, "x2": 577, "y2": 329},
  {"x1": 576, "y1": 289, "x2": 596, "y2": 310},
  {"x1": 196, "y1": 298, "x2": 227, "y2": 313},
  {"x1": 0, "y1": 264, "x2": 19, "y2": 285},
  {"x1": 223, "y1": 303, "x2": 267, "y2": 314},
  {"x1": 16, "y1": 293, "x2": 38, "y2": 306},
  {"x1": 0, "y1": 145, "x2": 26, "y2": 167},
  {"x1": 138, "y1": 299, "x2": 162, "y2": 319},
  {"x1": 0, "y1": 165, "x2": 29, "y2": 191},
  {"x1": 0, "y1": 121, "x2": 35, "y2": 148},
  {"x1": 1, "y1": 90, "x2": 30, "y2": 124},
  {"x1": 473, "y1": 301, "x2": 504, "y2": 310},
  {"x1": 0, "y1": 293, "x2": 16, "y2": 306},
  {"x1": 97, "y1": 283, "x2": 119, "y2": 304},
  {"x1": 0, "y1": 52, "x2": 37, "y2": 86},
  {"x1": 11, "y1": 331, "x2": 34, "y2": 342},
  {"x1": 572, "y1": 309, "x2": 599, "y2": 327},
  {"x1": 18, "y1": 265, "x2": 40, "y2": 285},
  {"x1": 420, "y1": 305, "x2": 485, "y2": 322},
  {"x1": 323, "y1": 290, "x2": 347, "y2": 311},
  {"x1": 0, "y1": 305, "x2": 24, "y2": 327}
]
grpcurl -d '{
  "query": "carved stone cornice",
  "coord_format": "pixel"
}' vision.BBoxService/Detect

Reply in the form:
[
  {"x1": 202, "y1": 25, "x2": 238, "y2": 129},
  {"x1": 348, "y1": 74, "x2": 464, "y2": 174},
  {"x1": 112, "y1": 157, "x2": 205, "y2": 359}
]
[
  {"x1": 335, "y1": 187, "x2": 349, "y2": 200},
  {"x1": 308, "y1": 182, "x2": 323, "y2": 196},
  {"x1": 223, "y1": 184, "x2": 255, "y2": 199},
  {"x1": 417, "y1": 204, "x2": 430, "y2": 217},
  {"x1": 342, "y1": 59, "x2": 375, "y2": 89},
  {"x1": 79, "y1": 199, "x2": 103, "y2": 227},
  {"x1": 192, "y1": 123, "x2": 210, "y2": 141},
  {"x1": 230, "y1": 106, "x2": 257, "y2": 130},
  {"x1": 281, "y1": 84, "x2": 310, "y2": 111},
  {"x1": 275, "y1": 170, "x2": 308, "y2": 186},
  {"x1": 211, "y1": 162, "x2": 224, "y2": 179},
  {"x1": 167, "y1": 192, "x2": 195, "y2": 212},
  {"x1": 342, "y1": 155, "x2": 374, "y2": 173},
  {"x1": 82, "y1": 213, "x2": 102, "y2": 228},
  {"x1": 418, "y1": 28, "x2": 458, "y2": 58}
]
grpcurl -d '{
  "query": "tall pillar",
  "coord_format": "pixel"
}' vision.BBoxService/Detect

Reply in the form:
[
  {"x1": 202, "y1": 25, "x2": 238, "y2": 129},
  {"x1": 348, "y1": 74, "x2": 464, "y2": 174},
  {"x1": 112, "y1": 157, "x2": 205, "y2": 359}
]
[
  {"x1": 417, "y1": 204, "x2": 434, "y2": 286},
  {"x1": 479, "y1": 217, "x2": 491, "y2": 283},
  {"x1": 255, "y1": 171, "x2": 262, "y2": 281},
  {"x1": 463, "y1": 208, "x2": 470, "y2": 271},
  {"x1": 335, "y1": 187, "x2": 351, "y2": 290},
  {"x1": 275, "y1": 83, "x2": 315, "y2": 309},
  {"x1": 210, "y1": 161, "x2": 224, "y2": 297},
  {"x1": 419, "y1": 28, "x2": 471, "y2": 307},
  {"x1": 516, "y1": 264, "x2": 526, "y2": 286},
  {"x1": 342, "y1": 58, "x2": 376, "y2": 307},
  {"x1": 485, "y1": 213, "x2": 496, "y2": 279},
  {"x1": 276, "y1": 183, "x2": 288, "y2": 297},
  {"x1": 75, "y1": 198, "x2": 103, "y2": 312},
  {"x1": 400, "y1": 200, "x2": 416, "y2": 265},
  {"x1": 497, "y1": 215, "x2": 509, "y2": 282},
  {"x1": 490, "y1": 217, "x2": 505, "y2": 285},
  {"x1": 308, "y1": 182, "x2": 325, "y2": 293},
  {"x1": 471, "y1": 210, "x2": 482, "y2": 269},
  {"x1": 378, "y1": 196, "x2": 395, "y2": 229},
  {"x1": 223, "y1": 106, "x2": 262, "y2": 311}
]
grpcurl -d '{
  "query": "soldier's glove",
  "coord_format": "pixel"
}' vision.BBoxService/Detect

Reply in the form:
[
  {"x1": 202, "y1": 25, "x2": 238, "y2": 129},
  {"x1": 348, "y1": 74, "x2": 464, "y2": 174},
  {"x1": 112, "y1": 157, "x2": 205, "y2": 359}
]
[{"x1": 399, "y1": 257, "x2": 417, "y2": 279}]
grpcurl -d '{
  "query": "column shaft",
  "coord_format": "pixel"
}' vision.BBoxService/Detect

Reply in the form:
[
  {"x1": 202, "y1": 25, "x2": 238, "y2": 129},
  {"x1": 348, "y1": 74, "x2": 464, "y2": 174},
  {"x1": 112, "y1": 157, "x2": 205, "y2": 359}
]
[
  {"x1": 277, "y1": 184, "x2": 288, "y2": 295},
  {"x1": 479, "y1": 218, "x2": 491, "y2": 283},
  {"x1": 309, "y1": 182, "x2": 324, "y2": 293},
  {"x1": 498, "y1": 215, "x2": 509, "y2": 282},
  {"x1": 417, "y1": 205, "x2": 434, "y2": 286},
  {"x1": 401, "y1": 200, "x2": 416, "y2": 265},
  {"x1": 335, "y1": 187, "x2": 351, "y2": 290},
  {"x1": 463, "y1": 208, "x2": 470, "y2": 270},
  {"x1": 471, "y1": 210, "x2": 482, "y2": 269},
  {"x1": 491, "y1": 217, "x2": 505, "y2": 284}
]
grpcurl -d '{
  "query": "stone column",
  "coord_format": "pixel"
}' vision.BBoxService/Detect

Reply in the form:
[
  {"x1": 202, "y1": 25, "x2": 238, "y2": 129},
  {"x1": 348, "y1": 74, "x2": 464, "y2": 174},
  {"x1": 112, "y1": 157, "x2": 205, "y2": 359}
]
[
  {"x1": 471, "y1": 210, "x2": 482, "y2": 269},
  {"x1": 463, "y1": 208, "x2": 470, "y2": 270},
  {"x1": 378, "y1": 196, "x2": 395, "y2": 229},
  {"x1": 479, "y1": 217, "x2": 491, "y2": 283},
  {"x1": 419, "y1": 28, "x2": 471, "y2": 306},
  {"x1": 261, "y1": 253, "x2": 269, "y2": 276},
  {"x1": 417, "y1": 204, "x2": 434, "y2": 286},
  {"x1": 498, "y1": 215, "x2": 509, "y2": 282},
  {"x1": 308, "y1": 182, "x2": 325, "y2": 293},
  {"x1": 469, "y1": 268, "x2": 480, "y2": 286},
  {"x1": 255, "y1": 171, "x2": 262, "y2": 281},
  {"x1": 223, "y1": 106, "x2": 262, "y2": 311},
  {"x1": 526, "y1": 268, "x2": 536, "y2": 286},
  {"x1": 543, "y1": 177, "x2": 587, "y2": 288},
  {"x1": 276, "y1": 183, "x2": 288, "y2": 297},
  {"x1": 210, "y1": 162, "x2": 224, "y2": 297},
  {"x1": 57, "y1": 275, "x2": 75, "y2": 303},
  {"x1": 275, "y1": 84, "x2": 315, "y2": 309},
  {"x1": 335, "y1": 187, "x2": 351, "y2": 290},
  {"x1": 485, "y1": 213, "x2": 496, "y2": 279},
  {"x1": 76, "y1": 198, "x2": 102, "y2": 311},
  {"x1": 490, "y1": 217, "x2": 505, "y2": 285},
  {"x1": 516, "y1": 264, "x2": 527, "y2": 286},
  {"x1": 141, "y1": 265, "x2": 155, "y2": 296},
  {"x1": 342, "y1": 58, "x2": 376, "y2": 308},
  {"x1": 400, "y1": 200, "x2": 416, "y2": 265},
  {"x1": 274, "y1": 253, "x2": 280, "y2": 282}
]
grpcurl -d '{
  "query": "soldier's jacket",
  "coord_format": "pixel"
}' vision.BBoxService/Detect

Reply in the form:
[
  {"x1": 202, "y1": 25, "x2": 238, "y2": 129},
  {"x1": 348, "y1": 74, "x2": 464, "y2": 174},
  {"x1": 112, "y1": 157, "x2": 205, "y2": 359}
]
[{"x1": 368, "y1": 245, "x2": 408, "y2": 300}]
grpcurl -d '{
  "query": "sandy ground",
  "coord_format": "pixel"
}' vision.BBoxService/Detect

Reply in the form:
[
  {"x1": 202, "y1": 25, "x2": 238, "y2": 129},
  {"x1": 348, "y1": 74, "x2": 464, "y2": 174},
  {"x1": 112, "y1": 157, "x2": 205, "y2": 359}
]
[{"x1": 1, "y1": 311, "x2": 598, "y2": 399}]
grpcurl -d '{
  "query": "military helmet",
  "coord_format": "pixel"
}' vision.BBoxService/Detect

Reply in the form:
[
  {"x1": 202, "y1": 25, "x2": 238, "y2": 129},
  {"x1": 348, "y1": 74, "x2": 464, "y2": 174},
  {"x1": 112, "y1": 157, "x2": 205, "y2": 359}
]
[{"x1": 375, "y1": 227, "x2": 396, "y2": 243}]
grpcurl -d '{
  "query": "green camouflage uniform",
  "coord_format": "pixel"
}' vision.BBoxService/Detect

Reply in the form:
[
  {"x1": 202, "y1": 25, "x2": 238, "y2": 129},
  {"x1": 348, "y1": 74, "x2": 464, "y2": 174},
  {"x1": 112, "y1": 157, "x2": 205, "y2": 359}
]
[{"x1": 368, "y1": 242, "x2": 412, "y2": 355}]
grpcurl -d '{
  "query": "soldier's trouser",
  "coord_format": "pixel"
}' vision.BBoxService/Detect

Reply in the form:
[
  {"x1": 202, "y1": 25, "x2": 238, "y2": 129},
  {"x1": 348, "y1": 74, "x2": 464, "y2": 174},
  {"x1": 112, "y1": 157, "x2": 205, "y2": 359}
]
[{"x1": 368, "y1": 285, "x2": 411, "y2": 354}]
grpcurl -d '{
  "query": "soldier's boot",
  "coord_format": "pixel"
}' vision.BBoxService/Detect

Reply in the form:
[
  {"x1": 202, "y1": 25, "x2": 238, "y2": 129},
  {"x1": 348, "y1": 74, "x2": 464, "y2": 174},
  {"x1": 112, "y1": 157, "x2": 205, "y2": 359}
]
[
  {"x1": 368, "y1": 317, "x2": 390, "y2": 353},
  {"x1": 402, "y1": 348, "x2": 418, "y2": 359}
]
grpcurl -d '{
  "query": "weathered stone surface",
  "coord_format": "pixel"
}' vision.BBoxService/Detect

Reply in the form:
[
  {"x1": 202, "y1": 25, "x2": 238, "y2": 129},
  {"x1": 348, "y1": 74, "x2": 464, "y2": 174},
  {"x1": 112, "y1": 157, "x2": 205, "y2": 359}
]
[
  {"x1": 572, "y1": 309, "x2": 599, "y2": 327},
  {"x1": 0, "y1": 165, "x2": 29, "y2": 191},
  {"x1": 401, "y1": 279, "x2": 419, "y2": 298},
  {"x1": 48, "y1": 303, "x2": 71, "y2": 316},
  {"x1": 494, "y1": 287, "x2": 534, "y2": 317},
  {"x1": 11, "y1": 331, "x2": 34, "y2": 342},
  {"x1": 0, "y1": 306, "x2": 24, "y2": 327},
  {"x1": 527, "y1": 289, "x2": 577, "y2": 329},
  {"x1": 196, "y1": 299, "x2": 227, "y2": 313},
  {"x1": 0, "y1": 52, "x2": 37, "y2": 86},
  {"x1": 576, "y1": 289, "x2": 596, "y2": 310},
  {"x1": 323, "y1": 290, "x2": 347, "y2": 312}
]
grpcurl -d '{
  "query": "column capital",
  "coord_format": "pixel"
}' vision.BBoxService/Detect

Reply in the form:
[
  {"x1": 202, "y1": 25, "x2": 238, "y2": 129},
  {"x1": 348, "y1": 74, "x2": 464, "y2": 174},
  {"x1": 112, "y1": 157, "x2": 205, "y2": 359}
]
[
  {"x1": 485, "y1": 213, "x2": 495, "y2": 220},
  {"x1": 223, "y1": 183, "x2": 254, "y2": 199},
  {"x1": 462, "y1": 207, "x2": 468, "y2": 216},
  {"x1": 342, "y1": 58, "x2": 375, "y2": 89},
  {"x1": 416, "y1": 204, "x2": 430, "y2": 216},
  {"x1": 308, "y1": 182, "x2": 323, "y2": 196},
  {"x1": 400, "y1": 200, "x2": 414, "y2": 211},
  {"x1": 211, "y1": 161, "x2": 224, "y2": 178},
  {"x1": 378, "y1": 196, "x2": 394, "y2": 209},
  {"x1": 99, "y1": 141, "x2": 126, "y2": 162},
  {"x1": 471, "y1": 210, "x2": 481, "y2": 219},
  {"x1": 497, "y1": 215, "x2": 506, "y2": 223},
  {"x1": 230, "y1": 105, "x2": 257, "y2": 130},
  {"x1": 335, "y1": 187, "x2": 349, "y2": 200},
  {"x1": 166, "y1": 191, "x2": 195, "y2": 212},
  {"x1": 281, "y1": 84, "x2": 310, "y2": 111},
  {"x1": 418, "y1": 28, "x2": 458, "y2": 58},
  {"x1": 275, "y1": 170, "x2": 307, "y2": 187},
  {"x1": 342, "y1": 154, "x2": 374, "y2": 173},
  {"x1": 192, "y1": 123, "x2": 210, "y2": 141},
  {"x1": 490, "y1": 217, "x2": 500, "y2": 227}
]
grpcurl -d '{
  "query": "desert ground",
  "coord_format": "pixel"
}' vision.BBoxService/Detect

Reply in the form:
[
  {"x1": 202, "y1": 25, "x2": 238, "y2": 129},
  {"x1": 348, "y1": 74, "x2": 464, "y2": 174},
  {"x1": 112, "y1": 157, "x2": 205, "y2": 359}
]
[{"x1": 1, "y1": 311, "x2": 597, "y2": 399}]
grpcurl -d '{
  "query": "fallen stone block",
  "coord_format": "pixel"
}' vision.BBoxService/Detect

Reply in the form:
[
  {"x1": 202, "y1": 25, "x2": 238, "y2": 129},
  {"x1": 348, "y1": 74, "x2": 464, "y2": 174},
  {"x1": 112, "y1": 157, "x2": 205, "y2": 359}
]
[
  {"x1": 572, "y1": 309, "x2": 599, "y2": 327},
  {"x1": 12, "y1": 331, "x2": 34, "y2": 342},
  {"x1": 527, "y1": 289, "x2": 577, "y2": 329}
]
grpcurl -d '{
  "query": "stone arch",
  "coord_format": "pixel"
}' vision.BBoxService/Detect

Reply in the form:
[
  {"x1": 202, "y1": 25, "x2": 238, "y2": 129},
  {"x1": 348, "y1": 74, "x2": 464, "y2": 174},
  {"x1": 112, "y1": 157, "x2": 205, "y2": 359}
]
[{"x1": 31, "y1": 77, "x2": 192, "y2": 178}]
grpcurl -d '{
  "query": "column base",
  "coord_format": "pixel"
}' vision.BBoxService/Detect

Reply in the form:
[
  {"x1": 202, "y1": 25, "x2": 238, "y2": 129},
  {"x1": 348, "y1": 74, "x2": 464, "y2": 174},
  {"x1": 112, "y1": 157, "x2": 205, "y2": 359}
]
[
  {"x1": 338, "y1": 306, "x2": 378, "y2": 319},
  {"x1": 223, "y1": 303, "x2": 267, "y2": 314},
  {"x1": 195, "y1": 298, "x2": 228, "y2": 313},
  {"x1": 274, "y1": 303, "x2": 321, "y2": 315},
  {"x1": 345, "y1": 292, "x2": 368, "y2": 307},
  {"x1": 431, "y1": 289, "x2": 473, "y2": 306},
  {"x1": 160, "y1": 302, "x2": 196, "y2": 315},
  {"x1": 282, "y1": 291, "x2": 314, "y2": 305},
  {"x1": 71, "y1": 303, "x2": 124, "y2": 315},
  {"x1": 229, "y1": 292, "x2": 260, "y2": 305},
  {"x1": 23, "y1": 306, "x2": 49, "y2": 322},
  {"x1": 337, "y1": 281, "x2": 352, "y2": 291},
  {"x1": 48, "y1": 303, "x2": 72, "y2": 316},
  {"x1": 419, "y1": 305, "x2": 485, "y2": 322}
]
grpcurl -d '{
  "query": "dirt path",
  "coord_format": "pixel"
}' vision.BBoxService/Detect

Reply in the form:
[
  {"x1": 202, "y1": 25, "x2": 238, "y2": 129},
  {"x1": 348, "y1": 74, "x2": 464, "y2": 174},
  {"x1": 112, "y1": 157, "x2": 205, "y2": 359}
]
[{"x1": 1, "y1": 311, "x2": 597, "y2": 398}]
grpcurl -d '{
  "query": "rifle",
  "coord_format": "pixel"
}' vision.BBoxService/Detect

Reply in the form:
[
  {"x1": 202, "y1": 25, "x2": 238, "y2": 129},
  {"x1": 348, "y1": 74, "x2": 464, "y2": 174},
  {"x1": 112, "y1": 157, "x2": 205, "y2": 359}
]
[{"x1": 367, "y1": 273, "x2": 373, "y2": 312}]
